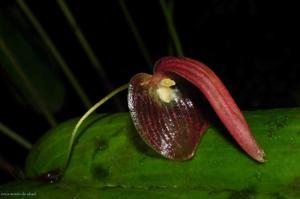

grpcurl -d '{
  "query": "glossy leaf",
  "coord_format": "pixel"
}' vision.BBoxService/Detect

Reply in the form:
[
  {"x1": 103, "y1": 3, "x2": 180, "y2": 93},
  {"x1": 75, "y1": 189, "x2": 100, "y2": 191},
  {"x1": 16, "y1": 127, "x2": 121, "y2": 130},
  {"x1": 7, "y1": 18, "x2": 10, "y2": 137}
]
[
  {"x1": 128, "y1": 73, "x2": 207, "y2": 160},
  {"x1": 2, "y1": 180, "x2": 297, "y2": 199},
  {"x1": 0, "y1": 108, "x2": 298, "y2": 198}
]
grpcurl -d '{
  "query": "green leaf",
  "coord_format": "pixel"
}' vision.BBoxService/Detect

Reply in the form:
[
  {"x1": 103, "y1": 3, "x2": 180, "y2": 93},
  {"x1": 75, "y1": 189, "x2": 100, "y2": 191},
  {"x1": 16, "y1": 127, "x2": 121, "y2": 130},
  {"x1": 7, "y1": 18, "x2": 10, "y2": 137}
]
[
  {"x1": 0, "y1": 180, "x2": 296, "y2": 199},
  {"x1": 0, "y1": 10, "x2": 65, "y2": 114},
  {"x1": 2, "y1": 108, "x2": 300, "y2": 198}
]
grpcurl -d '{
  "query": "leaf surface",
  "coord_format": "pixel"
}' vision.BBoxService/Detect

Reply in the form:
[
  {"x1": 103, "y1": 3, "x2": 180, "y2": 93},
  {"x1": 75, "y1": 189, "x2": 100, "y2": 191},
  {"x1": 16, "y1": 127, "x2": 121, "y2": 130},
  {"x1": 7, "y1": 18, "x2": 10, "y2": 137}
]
[{"x1": 1, "y1": 108, "x2": 300, "y2": 198}]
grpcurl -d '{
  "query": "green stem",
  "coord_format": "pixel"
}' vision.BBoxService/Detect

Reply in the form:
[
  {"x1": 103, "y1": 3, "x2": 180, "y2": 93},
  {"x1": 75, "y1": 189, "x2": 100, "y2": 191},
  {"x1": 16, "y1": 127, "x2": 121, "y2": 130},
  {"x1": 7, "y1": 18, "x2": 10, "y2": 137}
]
[
  {"x1": 159, "y1": 0, "x2": 184, "y2": 56},
  {"x1": 0, "y1": 39, "x2": 57, "y2": 127},
  {"x1": 0, "y1": 122, "x2": 32, "y2": 150},
  {"x1": 16, "y1": 0, "x2": 92, "y2": 109},
  {"x1": 63, "y1": 83, "x2": 129, "y2": 172},
  {"x1": 118, "y1": 0, "x2": 153, "y2": 69}
]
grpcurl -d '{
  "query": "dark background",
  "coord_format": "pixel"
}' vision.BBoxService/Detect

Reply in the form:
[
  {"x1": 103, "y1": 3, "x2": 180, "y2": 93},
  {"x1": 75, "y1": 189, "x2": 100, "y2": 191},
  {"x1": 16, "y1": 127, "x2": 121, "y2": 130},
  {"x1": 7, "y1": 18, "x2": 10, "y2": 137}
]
[{"x1": 1, "y1": 0, "x2": 299, "y2": 183}]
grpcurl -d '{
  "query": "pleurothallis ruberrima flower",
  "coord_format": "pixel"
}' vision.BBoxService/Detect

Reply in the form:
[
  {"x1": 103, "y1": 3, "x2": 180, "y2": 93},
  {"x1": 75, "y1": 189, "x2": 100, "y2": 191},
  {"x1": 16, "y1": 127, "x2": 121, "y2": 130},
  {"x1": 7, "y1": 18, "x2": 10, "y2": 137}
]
[
  {"x1": 128, "y1": 56, "x2": 265, "y2": 162},
  {"x1": 66, "y1": 56, "x2": 265, "y2": 173}
]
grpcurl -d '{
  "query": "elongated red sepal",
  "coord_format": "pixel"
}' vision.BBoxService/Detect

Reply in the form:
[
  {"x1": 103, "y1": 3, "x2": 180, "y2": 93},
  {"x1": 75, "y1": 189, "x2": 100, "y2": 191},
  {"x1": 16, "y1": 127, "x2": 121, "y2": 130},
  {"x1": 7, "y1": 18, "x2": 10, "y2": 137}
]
[
  {"x1": 128, "y1": 73, "x2": 208, "y2": 160},
  {"x1": 155, "y1": 57, "x2": 265, "y2": 162}
]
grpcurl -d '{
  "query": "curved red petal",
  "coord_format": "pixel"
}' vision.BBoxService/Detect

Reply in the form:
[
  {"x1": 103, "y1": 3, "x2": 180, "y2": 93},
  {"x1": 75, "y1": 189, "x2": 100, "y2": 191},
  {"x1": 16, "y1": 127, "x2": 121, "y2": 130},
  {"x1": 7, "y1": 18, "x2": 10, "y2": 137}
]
[
  {"x1": 155, "y1": 57, "x2": 265, "y2": 162},
  {"x1": 128, "y1": 73, "x2": 208, "y2": 160}
]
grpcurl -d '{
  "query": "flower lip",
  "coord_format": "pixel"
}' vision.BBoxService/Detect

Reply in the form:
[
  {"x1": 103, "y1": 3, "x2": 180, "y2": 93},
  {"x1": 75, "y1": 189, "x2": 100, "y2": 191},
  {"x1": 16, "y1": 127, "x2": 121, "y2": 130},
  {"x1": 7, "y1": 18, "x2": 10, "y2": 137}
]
[{"x1": 128, "y1": 72, "x2": 208, "y2": 160}]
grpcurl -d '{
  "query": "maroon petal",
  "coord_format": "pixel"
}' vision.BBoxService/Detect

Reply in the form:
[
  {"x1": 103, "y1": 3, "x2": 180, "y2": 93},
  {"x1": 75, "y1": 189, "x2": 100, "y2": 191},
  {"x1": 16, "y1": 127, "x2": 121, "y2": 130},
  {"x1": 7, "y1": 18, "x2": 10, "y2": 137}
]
[
  {"x1": 128, "y1": 73, "x2": 208, "y2": 160},
  {"x1": 155, "y1": 57, "x2": 265, "y2": 162}
]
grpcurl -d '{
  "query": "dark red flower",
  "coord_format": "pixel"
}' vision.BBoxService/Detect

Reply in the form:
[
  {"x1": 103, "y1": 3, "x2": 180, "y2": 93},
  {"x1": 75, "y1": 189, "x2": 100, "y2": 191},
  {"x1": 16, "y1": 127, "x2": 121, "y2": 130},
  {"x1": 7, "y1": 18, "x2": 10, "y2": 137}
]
[{"x1": 128, "y1": 56, "x2": 265, "y2": 162}]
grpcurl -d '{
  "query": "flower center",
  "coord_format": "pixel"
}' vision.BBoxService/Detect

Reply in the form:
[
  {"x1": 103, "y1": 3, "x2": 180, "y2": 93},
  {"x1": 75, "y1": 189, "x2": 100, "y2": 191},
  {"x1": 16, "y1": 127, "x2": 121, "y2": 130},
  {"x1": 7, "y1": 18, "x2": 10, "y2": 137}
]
[{"x1": 156, "y1": 78, "x2": 176, "y2": 103}]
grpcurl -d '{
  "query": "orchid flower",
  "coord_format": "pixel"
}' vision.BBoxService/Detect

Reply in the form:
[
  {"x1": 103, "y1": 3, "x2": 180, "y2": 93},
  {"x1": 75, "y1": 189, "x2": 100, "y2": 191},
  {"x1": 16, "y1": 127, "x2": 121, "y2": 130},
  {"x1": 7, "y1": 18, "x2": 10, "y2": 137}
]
[
  {"x1": 128, "y1": 56, "x2": 264, "y2": 162},
  {"x1": 65, "y1": 56, "x2": 265, "y2": 172}
]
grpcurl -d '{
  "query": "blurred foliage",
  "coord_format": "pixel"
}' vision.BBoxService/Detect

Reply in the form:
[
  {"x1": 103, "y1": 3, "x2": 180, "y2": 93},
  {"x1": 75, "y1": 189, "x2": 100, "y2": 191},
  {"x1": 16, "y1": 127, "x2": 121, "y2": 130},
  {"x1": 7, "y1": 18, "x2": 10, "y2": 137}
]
[{"x1": 0, "y1": 9, "x2": 65, "y2": 115}]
